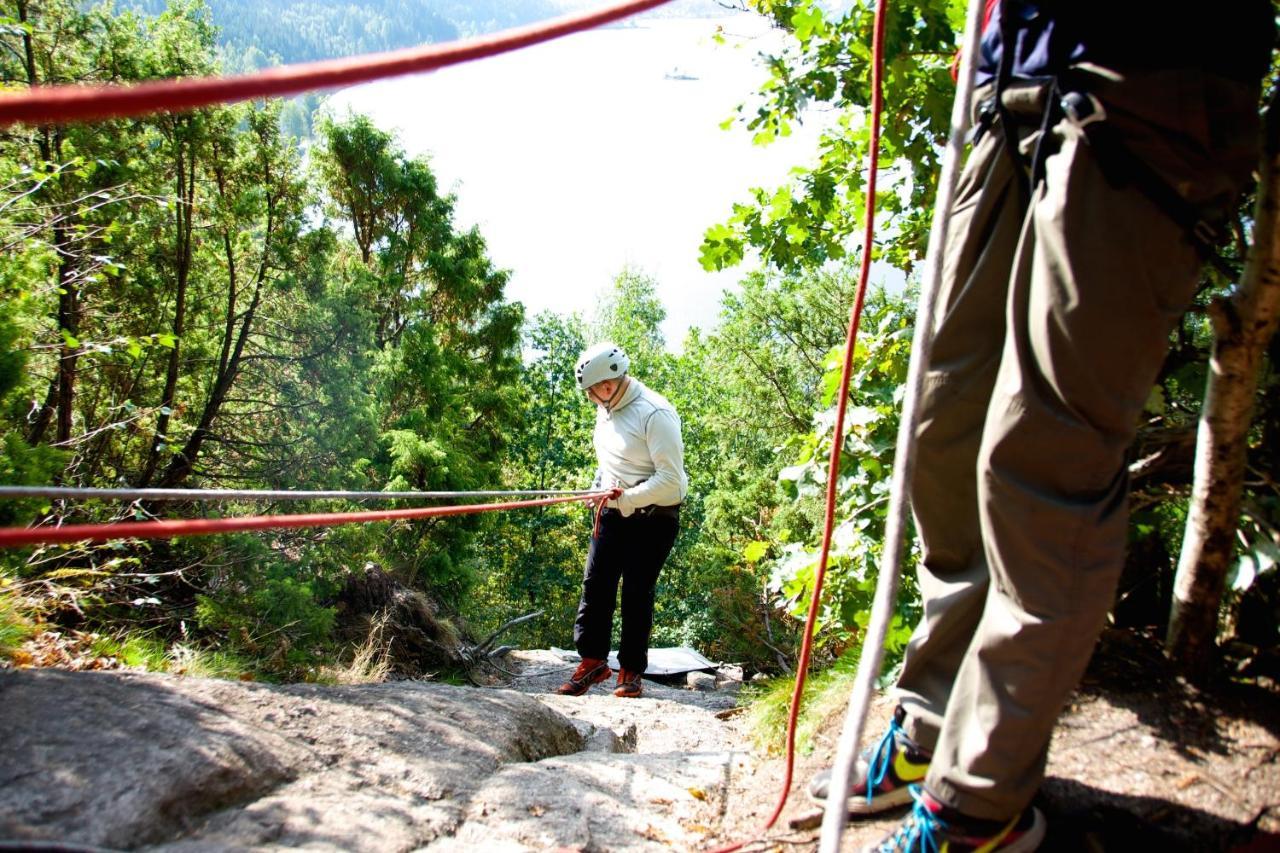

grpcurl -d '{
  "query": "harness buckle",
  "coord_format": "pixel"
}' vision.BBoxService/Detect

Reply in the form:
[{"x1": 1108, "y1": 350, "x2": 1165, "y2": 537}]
[{"x1": 969, "y1": 97, "x2": 998, "y2": 144}]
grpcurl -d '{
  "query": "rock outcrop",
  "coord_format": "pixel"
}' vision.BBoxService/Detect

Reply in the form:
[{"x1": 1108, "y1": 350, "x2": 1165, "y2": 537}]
[{"x1": 0, "y1": 657, "x2": 741, "y2": 852}]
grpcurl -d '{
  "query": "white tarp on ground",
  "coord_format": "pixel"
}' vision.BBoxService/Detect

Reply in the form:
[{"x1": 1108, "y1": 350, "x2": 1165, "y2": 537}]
[{"x1": 550, "y1": 646, "x2": 718, "y2": 676}]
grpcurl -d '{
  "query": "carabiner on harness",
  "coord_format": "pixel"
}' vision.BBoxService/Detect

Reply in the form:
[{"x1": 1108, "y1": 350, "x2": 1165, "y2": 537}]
[{"x1": 1059, "y1": 90, "x2": 1105, "y2": 130}]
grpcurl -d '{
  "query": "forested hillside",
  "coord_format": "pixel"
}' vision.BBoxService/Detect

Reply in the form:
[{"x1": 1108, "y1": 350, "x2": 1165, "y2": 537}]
[
  {"x1": 122, "y1": 0, "x2": 559, "y2": 66},
  {"x1": 0, "y1": 0, "x2": 529, "y2": 679}
]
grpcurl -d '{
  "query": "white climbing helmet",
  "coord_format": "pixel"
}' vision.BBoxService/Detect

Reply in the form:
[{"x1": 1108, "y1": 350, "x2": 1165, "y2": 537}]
[{"x1": 574, "y1": 342, "x2": 630, "y2": 390}]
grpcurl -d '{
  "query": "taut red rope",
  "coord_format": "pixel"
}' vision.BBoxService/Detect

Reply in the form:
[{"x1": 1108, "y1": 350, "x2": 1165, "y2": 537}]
[
  {"x1": 0, "y1": 0, "x2": 673, "y2": 127},
  {"x1": 0, "y1": 492, "x2": 610, "y2": 548}
]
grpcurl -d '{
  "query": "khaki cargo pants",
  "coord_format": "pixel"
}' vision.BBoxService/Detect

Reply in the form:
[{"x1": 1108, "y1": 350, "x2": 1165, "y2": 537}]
[{"x1": 892, "y1": 67, "x2": 1260, "y2": 819}]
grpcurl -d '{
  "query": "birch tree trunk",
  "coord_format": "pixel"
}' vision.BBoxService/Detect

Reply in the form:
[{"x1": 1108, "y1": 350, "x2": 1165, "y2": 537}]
[{"x1": 1167, "y1": 92, "x2": 1280, "y2": 682}]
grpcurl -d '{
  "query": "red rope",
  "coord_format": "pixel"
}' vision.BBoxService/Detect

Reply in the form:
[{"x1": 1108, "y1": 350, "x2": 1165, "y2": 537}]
[
  {"x1": 0, "y1": 0, "x2": 673, "y2": 127},
  {"x1": 767, "y1": 0, "x2": 887, "y2": 821},
  {"x1": 592, "y1": 497, "x2": 607, "y2": 539},
  {"x1": 0, "y1": 492, "x2": 611, "y2": 548},
  {"x1": 710, "y1": 1, "x2": 888, "y2": 850}
]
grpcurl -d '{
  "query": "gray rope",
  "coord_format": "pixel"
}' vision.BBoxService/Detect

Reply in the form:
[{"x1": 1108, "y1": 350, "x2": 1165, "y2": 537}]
[
  {"x1": 0, "y1": 486, "x2": 600, "y2": 502},
  {"x1": 818, "y1": 1, "x2": 986, "y2": 850}
]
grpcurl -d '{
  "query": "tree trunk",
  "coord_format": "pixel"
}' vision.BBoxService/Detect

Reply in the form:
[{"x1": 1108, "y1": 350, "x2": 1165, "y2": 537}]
[
  {"x1": 140, "y1": 124, "x2": 196, "y2": 486},
  {"x1": 26, "y1": 374, "x2": 56, "y2": 446},
  {"x1": 1167, "y1": 93, "x2": 1280, "y2": 682},
  {"x1": 18, "y1": 0, "x2": 65, "y2": 450},
  {"x1": 155, "y1": 162, "x2": 276, "y2": 489},
  {"x1": 53, "y1": 226, "x2": 79, "y2": 447}
]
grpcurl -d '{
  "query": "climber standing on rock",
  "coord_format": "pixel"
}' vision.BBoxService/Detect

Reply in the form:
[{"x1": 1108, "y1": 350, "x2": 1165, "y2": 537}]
[{"x1": 555, "y1": 343, "x2": 688, "y2": 699}]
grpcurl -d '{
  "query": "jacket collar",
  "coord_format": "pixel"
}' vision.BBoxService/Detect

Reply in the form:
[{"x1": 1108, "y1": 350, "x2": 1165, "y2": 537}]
[{"x1": 603, "y1": 376, "x2": 642, "y2": 417}]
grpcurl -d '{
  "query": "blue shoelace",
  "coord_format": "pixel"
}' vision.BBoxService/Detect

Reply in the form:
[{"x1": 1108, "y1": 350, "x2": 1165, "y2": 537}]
[
  {"x1": 864, "y1": 716, "x2": 905, "y2": 805},
  {"x1": 875, "y1": 784, "x2": 947, "y2": 853}
]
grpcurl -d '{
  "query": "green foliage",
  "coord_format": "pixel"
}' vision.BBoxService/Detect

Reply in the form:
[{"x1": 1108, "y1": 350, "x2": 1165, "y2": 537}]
[
  {"x1": 466, "y1": 311, "x2": 593, "y2": 648},
  {"x1": 660, "y1": 266, "x2": 877, "y2": 666},
  {"x1": 764, "y1": 287, "x2": 920, "y2": 657},
  {"x1": 0, "y1": 588, "x2": 35, "y2": 661},
  {"x1": 591, "y1": 267, "x2": 671, "y2": 372},
  {"x1": 167, "y1": 643, "x2": 258, "y2": 679},
  {"x1": 312, "y1": 114, "x2": 525, "y2": 604},
  {"x1": 702, "y1": 0, "x2": 960, "y2": 274},
  {"x1": 0, "y1": 434, "x2": 64, "y2": 528},
  {"x1": 88, "y1": 631, "x2": 170, "y2": 670},
  {"x1": 0, "y1": 263, "x2": 65, "y2": 528},
  {"x1": 194, "y1": 575, "x2": 335, "y2": 653},
  {"x1": 186, "y1": 535, "x2": 340, "y2": 674},
  {"x1": 744, "y1": 645, "x2": 898, "y2": 755},
  {"x1": 0, "y1": 0, "x2": 523, "y2": 679}
]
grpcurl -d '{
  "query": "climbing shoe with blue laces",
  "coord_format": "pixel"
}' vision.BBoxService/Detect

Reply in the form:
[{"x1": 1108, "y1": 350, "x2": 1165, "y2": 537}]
[
  {"x1": 863, "y1": 785, "x2": 1046, "y2": 852},
  {"x1": 808, "y1": 706, "x2": 932, "y2": 814}
]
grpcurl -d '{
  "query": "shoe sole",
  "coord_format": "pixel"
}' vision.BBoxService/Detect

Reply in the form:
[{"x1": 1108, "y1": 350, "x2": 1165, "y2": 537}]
[{"x1": 807, "y1": 782, "x2": 914, "y2": 815}]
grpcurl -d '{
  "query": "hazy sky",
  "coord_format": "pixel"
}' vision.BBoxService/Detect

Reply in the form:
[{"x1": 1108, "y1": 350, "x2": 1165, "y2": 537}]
[{"x1": 326, "y1": 11, "x2": 825, "y2": 349}]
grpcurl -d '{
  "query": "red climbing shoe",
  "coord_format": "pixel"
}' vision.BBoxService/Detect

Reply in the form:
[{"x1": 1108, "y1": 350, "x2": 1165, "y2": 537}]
[
  {"x1": 613, "y1": 669, "x2": 643, "y2": 698},
  {"x1": 555, "y1": 657, "x2": 612, "y2": 696}
]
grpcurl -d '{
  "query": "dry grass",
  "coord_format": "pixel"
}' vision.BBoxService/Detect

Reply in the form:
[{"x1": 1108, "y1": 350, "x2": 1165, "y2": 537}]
[{"x1": 317, "y1": 610, "x2": 393, "y2": 685}]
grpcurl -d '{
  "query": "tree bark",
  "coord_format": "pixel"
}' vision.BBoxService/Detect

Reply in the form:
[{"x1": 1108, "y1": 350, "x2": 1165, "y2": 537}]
[
  {"x1": 53, "y1": 222, "x2": 79, "y2": 447},
  {"x1": 1167, "y1": 92, "x2": 1280, "y2": 682}
]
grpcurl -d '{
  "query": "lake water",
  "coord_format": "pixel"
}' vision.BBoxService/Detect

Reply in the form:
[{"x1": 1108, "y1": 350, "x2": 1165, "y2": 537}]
[{"x1": 326, "y1": 12, "x2": 825, "y2": 348}]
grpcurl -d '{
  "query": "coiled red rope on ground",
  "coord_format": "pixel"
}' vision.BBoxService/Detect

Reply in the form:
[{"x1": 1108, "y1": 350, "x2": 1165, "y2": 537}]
[
  {"x1": 0, "y1": 0, "x2": 673, "y2": 127},
  {"x1": 708, "y1": 2, "x2": 889, "y2": 851},
  {"x1": 0, "y1": 492, "x2": 611, "y2": 548}
]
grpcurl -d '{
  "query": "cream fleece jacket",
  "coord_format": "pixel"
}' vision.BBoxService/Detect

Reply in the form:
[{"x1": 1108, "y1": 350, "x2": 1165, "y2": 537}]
[{"x1": 591, "y1": 377, "x2": 688, "y2": 516}]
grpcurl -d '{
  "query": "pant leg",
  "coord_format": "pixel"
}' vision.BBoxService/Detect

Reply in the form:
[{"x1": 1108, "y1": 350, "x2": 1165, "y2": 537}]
[
  {"x1": 574, "y1": 511, "x2": 625, "y2": 661},
  {"x1": 617, "y1": 511, "x2": 679, "y2": 673},
  {"x1": 926, "y1": 69, "x2": 1261, "y2": 820},
  {"x1": 894, "y1": 104, "x2": 1031, "y2": 752}
]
